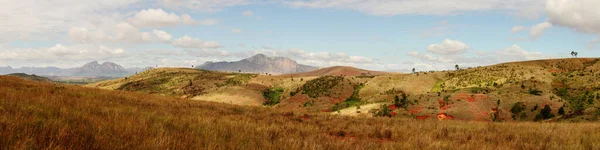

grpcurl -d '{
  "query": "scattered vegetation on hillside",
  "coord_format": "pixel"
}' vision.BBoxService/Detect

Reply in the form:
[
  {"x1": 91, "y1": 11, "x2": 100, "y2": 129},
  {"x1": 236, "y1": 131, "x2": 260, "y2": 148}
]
[
  {"x1": 5, "y1": 66, "x2": 600, "y2": 149},
  {"x1": 300, "y1": 76, "x2": 344, "y2": 98},
  {"x1": 263, "y1": 87, "x2": 284, "y2": 106},
  {"x1": 330, "y1": 83, "x2": 364, "y2": 111}
]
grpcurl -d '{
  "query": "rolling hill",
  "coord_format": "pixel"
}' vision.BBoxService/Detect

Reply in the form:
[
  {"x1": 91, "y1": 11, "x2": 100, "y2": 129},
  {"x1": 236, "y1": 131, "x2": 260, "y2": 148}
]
[
  {"x1": 88, "y1": 58, "x2": 600, "y2": 122},
  {"x1": 6, "y1": 73, "x2": 52, "y2": 82},
  {"x1": 2, "y1": 75, "x2": 600, "y2": 149},
  {"x1": 287, "y1": 66, "x2": 393, "y2": 77}
]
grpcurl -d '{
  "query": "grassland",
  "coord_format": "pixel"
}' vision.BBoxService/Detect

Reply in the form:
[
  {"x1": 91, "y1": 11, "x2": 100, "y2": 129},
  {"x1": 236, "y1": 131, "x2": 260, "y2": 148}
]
[
  {"x1": 3, "y1": 76, "x2": 600, "y2": 149},
  {"x1": 85, "y1": 58, "x2": 600, "y2": 122}
]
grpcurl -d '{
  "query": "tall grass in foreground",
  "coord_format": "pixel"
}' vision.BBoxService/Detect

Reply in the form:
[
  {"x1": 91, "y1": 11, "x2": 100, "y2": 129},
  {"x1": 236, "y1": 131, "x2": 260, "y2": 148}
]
[{"x1": 1, "y1": 76, "x2": 600, "y2": 149}]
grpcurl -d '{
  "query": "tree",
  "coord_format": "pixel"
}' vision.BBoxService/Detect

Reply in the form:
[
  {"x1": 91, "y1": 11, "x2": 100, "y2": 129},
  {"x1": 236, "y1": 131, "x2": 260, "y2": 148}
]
[
  {"x1": 535, "y1": 105, "x2": 555, "y2": 121},
  {"x1": 492, "y1": 99, "x2": 501, "y2": 122},
  {"x1": 510, "y1": 102, "x2": 526, "y2": 120},
  {"x1": 412, "y1": 68, "x2": 416, "y2": 74},
  {"x1": 394, "y1": 93, "x2": 409, "y2": 109},
  {"x1": 455, "y1": 64, "x2": 460, "y2": 70},
  {"x1": 558, "y1": 106, "x2": 565, "y2": 115}
]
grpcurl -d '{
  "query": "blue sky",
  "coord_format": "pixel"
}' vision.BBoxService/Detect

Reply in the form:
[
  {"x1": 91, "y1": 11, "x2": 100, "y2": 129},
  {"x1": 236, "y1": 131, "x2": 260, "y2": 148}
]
[{"x1": 1, "y1": 0, "x2": 599, "y2": 72}]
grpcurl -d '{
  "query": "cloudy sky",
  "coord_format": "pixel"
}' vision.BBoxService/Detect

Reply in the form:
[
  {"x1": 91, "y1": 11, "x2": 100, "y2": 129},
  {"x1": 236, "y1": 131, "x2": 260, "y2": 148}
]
[{"x1": 0, "y1": 0, "x2": 599, "y2": 71}]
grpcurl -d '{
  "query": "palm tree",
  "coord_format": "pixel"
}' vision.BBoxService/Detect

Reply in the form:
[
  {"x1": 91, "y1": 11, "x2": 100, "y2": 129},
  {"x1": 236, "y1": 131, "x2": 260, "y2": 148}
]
[
  {"x1": 412, "y1": 68, "x2": 416, "y2": 74},
  {"x1": 455, "y1": 64, "x2": 460, "y2": 70}
]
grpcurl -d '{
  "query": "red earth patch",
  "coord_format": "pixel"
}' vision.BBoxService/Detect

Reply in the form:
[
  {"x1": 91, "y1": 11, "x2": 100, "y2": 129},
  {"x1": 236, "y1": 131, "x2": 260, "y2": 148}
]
[{"x1": 416, "y1": 115, "x2": 430, "y2": 120}]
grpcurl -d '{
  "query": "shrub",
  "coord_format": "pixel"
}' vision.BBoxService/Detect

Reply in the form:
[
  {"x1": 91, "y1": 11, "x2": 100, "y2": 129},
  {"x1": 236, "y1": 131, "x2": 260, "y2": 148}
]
[
  {"x1": 394, "y1": 93, "x2": 409, "y2": 109},
  {"x1": 374, "y1": 104, "x2": 392, "y2": 117},
  {"x1": 534, "y1": 105, "x2": 555, "y2": 121},
  {"x1": 301, "y1": 76, "x2": 344, "y2": 98},
  {"x1": 531, "y1": 104, "x2": 539, "y2": 112},
  {"x1": 510, "y1": 102, "x2": 526, "y2": 120},
  {"x1": 558, "y1": 106, "x2": 565, "y2": 115},
  {"x1": 331, "y1": 84, "x2": 363, "y2": 111},
  {"x1": 529, "y1": 89, "x2": 543, "y2": 96},
  {"x1": 263, "y1": 87, "x2": 284, "y2": 106}
]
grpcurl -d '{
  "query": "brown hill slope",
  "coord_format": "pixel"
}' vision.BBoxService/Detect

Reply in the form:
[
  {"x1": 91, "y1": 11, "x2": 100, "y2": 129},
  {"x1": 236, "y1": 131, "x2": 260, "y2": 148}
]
[
  {"x1": 289, "y1": 66, "x2": 394, "y2": 77},
  {"x1": 2, "y1": 75, "x2": 600, "y2": 149},
  {"x1": 86, "y1": 68, "x2": 268, "y2": 106}
]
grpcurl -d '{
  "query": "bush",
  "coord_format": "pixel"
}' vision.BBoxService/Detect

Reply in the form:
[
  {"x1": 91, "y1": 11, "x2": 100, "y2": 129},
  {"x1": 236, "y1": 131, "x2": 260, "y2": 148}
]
[
  {"x1": 301, "y1": 76, "x2": 344, "y2": 98},
  {"x1": 374, "y1": 104, "x2": 392, "y2": 117},
  {"x1": 510, "y1": 102, "x2": 526, "y2": 120},
  {"x1": 330, "y1": 84, "x2": 363, "y2": 111},
  {"x1": 394, "y1": 93, "x2": 409, "y2": 109},
  {"x1": 534, "y1": 105, "x2": 555, "y2": 121},
  {"x1": 263, "y1": 87, "x2": 284, "y2": 106},
  {"x1": 558, "y1": 106, "x2": 565, "y2": 115},
  {"x1": 529, "y1": 89, "x2": 543, "y2": 96}
]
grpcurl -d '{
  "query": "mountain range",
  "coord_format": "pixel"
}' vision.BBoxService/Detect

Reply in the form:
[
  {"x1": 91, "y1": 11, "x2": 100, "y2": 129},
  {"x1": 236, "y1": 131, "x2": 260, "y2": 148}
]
[
  {"x1": 0, "y1": 61, "x2": 148, "y2": 77},
  {"x1": 197, "y1": 54, "x2": 319, "y2": 74}
]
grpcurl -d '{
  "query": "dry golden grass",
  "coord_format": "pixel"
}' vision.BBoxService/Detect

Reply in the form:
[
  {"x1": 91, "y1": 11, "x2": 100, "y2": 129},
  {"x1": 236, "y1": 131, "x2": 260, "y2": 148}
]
[{"x1": 2, "y1": 76, "x2": 600, "y2": 149}]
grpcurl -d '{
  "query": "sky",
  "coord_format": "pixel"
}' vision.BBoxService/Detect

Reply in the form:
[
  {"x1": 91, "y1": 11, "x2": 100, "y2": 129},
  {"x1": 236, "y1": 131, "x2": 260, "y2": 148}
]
[{"x1": 1, "y1": 0, "x2": 599, "y2": 72}]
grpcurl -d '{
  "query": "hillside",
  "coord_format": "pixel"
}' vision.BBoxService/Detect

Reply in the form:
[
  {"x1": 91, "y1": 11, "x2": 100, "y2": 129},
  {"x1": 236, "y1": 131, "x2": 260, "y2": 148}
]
[
  {"x1": 7, "y1": 73, "x2": 52, "y2": 82},
  {"x1": 89, "y1": 58, "x2": 600, "y2": 122},
  {"x1": 87, "y1": 68, "x2": 269, "y2": 106},
  {"x1": 197, "y1": 54, "x2": 319, "y2": 74},
  {"x1": 2, "y1": 75, "x2": 600, "y2": 149},
  {"x1": 288, "y1": 66, "x2": 393, "y2": 77}
]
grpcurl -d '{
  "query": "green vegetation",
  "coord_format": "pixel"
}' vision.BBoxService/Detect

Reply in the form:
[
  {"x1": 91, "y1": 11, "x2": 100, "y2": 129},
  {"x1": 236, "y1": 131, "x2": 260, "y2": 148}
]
[
  {"x1": 394, "y1": 93, "x2": 410, "y2": 110},
  {"x1": 558, "y1": 106, "x2": 565, "y2": 115},
  {"x1": 225, "y1": 74, "x2": 257, "y2": 86},
  {"x1": 301, "y1": 76, "x2": 344, "y2": 98},
  {"x1": 535, "y1": 105, "x2": 555, "y2": 121},
  {"x1": 431, "y1": 80, "x2": 443, "y2": 92},
  {"x1": 510, "y1": 102, "x2": 527, "y2": 120},
  {"x1": 529, "y1": 89, "x2": 543, "y2": 96},
  {"x1": 263, "y1": 87, "x2": 284, "y2": 106},
  {"x1": 331, "y1": 84, "x2": 364, "y2": 111},
  {"x1": 374, "y1": 104, "x2": 393, "y2": 117},
  {"x1": 469, "y1": 87, "x2": 488, "y2": 94}
]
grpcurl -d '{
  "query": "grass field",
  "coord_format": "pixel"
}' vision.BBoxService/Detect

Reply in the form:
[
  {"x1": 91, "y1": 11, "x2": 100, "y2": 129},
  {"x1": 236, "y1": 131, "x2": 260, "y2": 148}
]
[{"x1": 2, "y1": 75, "x2": 600, "y2": 149}]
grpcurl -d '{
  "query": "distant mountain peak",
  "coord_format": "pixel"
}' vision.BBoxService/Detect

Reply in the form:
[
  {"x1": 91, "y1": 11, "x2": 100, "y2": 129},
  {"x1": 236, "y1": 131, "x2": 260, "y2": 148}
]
[
  {"x1": 196, "y1": 54, "x2": 318, "y2": 74},
  {"x1": 83, "y1": 61, "x2": 100, "y2": 67},
  {"x1": 251, "y1": 53, "x2": 267, "y2": 58}
]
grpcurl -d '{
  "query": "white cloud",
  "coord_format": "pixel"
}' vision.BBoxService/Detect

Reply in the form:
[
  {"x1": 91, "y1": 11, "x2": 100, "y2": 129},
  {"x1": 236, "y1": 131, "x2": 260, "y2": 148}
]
[
  {"x1": 408, "y1": 51, "x2": 454, "y2": 63},
  {"x1": 511, "y1": 26, "x2": 524, "y2": 33},
  {"x1": 0, "y1": 0, "x2": 141, "y2": 42},
  {"x1": 494, "y1": 44, "x2": 551, "y2": 61},
  {"x1": 186, "y1": 49, "x2": 231, "y2": 57},
  {"x1": 231, "y1": 29, "x2": 243, "y2": 33},
  {"x1": 69, "y1": 24, "x2": 175, "y2": 44},
  {"x1": 161, "y1": 0, "x2": 249, "y2": 12},
  {"x1": 172, "y1": 35, "x2": 223, "y2": 49},
  {"x1": 127, "y1": 8, "x2": 201, "y2": 28},
  {"x1": 68, "y1": 27, "x2": 108, "y2": 43},
  {"x1": 530, "y1": 21, "x2": 552, "y2": 40},
  {"x1": 587, "y1": 38, "x2": 600, "y2": 50},
  {"x1": 285, "y1": 0, "x2": 544, "y2": 16},
  {"x1": 197, "y1": 19, "x2": 219, "y2": 25},
  {"x1": 243, "y1": 10, "x2": 254, "y2": 16},
  {"x1": 427, "y1": 39, "x2": 469, "y2": 55},
  {"x1": 238, "y1": 48, "x2": 375, "y2": 67},
  {"x1": 546, "y1": 0, "x2": 600, "y2": 34},
  {"x1": 0, "y1": 44, "x2": 128, "y2": 62},
  {"x1": 153, "y1": 29, "x2": 172, "y2": 42}
]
